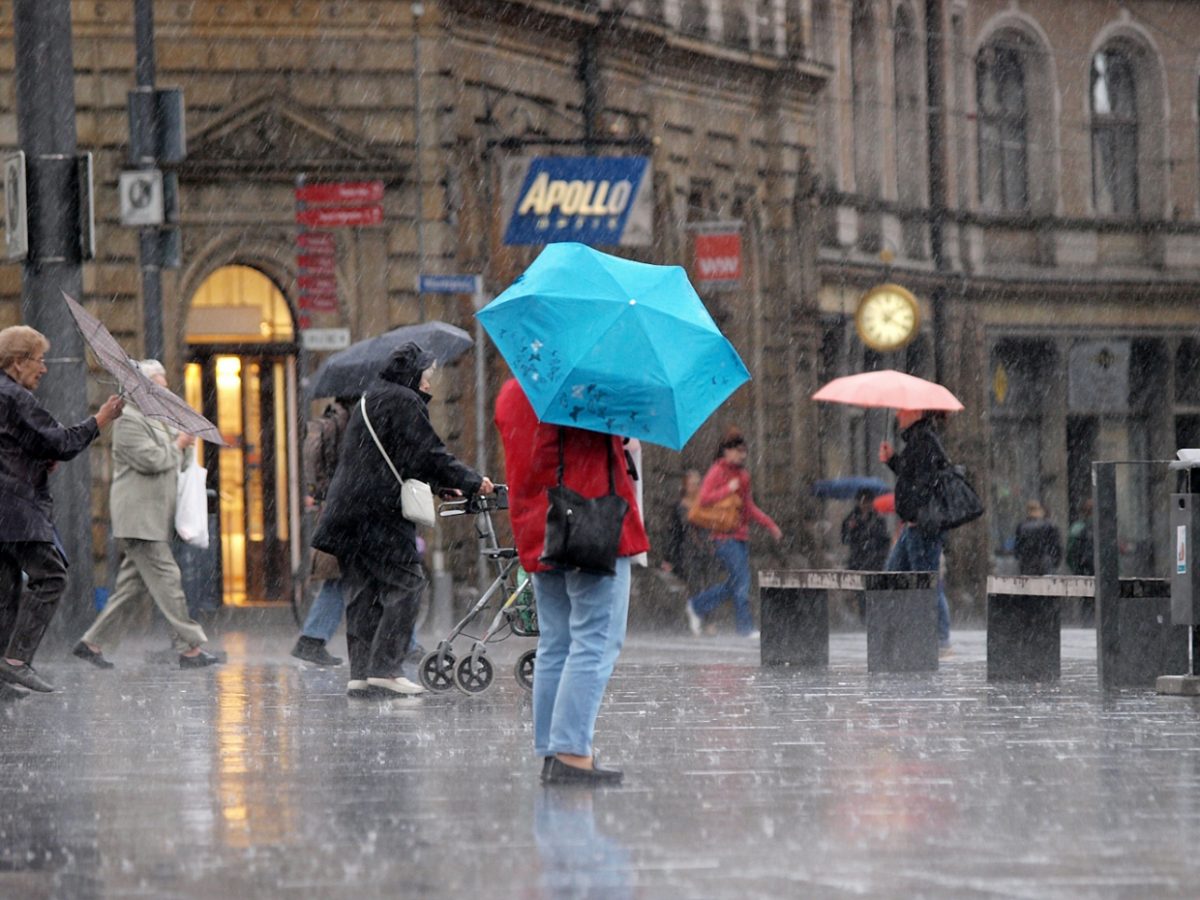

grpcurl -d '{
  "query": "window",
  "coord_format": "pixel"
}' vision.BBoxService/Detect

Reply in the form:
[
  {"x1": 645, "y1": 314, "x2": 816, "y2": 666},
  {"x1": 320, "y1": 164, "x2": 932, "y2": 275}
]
[
  {"x1": 851, "y1": 0, "x2": 881, "y2": 198},
  {"x1": 976, "y1": 44, "x2": 1028, "y2": 211},
  {"x1": 893, "y1": 5, "x2": 924, "y2": 209},
  {"x1": 1091, "y1": 47, "x2": 1138, "y2": 215},
  {"x1": 680, "y1": 1, "x2": 708, "y2": 38}
]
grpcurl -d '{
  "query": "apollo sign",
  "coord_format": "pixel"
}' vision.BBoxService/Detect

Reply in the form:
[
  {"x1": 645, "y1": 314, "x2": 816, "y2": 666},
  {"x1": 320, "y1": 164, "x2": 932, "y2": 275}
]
[{"x1": 501, "y1": 156, "x2": 652, "y2": 247}]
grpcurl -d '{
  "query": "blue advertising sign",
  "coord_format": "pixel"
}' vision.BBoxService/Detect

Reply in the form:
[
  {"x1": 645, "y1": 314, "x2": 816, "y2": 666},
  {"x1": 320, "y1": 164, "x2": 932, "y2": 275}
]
[{"x1": 501, "y1": 156, "x2": 652, "y2": 247}]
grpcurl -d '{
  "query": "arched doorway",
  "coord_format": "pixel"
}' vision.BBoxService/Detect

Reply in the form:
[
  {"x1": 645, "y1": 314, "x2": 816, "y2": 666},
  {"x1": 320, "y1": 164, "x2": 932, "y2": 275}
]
[{"x1": 184, "y1": 265, "x2": 299, "y2": 607}]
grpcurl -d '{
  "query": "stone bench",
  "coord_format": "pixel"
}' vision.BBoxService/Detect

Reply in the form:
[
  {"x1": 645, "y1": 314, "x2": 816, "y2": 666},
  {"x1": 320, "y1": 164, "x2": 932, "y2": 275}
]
[
  {"x1": 986, "y1": 575, "x2": 1188, "y2": 685},
  {"x1": 759, "y1": 570, "x2": 938, "y2": 673}
]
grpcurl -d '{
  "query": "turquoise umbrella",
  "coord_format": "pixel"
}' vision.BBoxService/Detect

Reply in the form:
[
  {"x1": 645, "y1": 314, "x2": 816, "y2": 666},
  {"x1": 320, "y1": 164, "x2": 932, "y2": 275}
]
[{"x1": 477, "y1": 242, "x2": 750, "y2": 450}]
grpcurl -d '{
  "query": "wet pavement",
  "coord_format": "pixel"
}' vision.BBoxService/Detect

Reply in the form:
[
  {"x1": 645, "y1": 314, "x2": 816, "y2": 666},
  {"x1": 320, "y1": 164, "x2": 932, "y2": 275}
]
[{"x1": 3, "y1": 624, "x2": 1200, "y2": 898}]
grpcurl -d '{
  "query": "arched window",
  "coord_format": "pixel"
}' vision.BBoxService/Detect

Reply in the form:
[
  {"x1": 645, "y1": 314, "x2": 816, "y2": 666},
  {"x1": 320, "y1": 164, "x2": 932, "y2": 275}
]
[
  {"x1": 1091, "y1": 47, "x2": 1138, "y2": 215},
  {"x1": 893, "y1": 5, "x2": 925, "y2": 209},
  {"x1": 976, "y1": 43, "x2": 1028, "y2": 211},
  {"x1": 851, "y1": 0, "x2": 881, "y2": 198}
]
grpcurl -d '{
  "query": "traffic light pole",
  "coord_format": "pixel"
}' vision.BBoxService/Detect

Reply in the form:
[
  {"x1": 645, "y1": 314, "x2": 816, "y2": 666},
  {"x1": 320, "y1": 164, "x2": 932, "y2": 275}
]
[{"x1": 13, "y1": 0, "x2": 95, "y2": 641}]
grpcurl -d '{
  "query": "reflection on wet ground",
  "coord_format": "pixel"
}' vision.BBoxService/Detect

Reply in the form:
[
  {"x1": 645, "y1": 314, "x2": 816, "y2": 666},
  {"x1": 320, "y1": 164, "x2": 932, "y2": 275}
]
[{"x1": 2, "y1": 628, "x2": 1199, "y2": 898}]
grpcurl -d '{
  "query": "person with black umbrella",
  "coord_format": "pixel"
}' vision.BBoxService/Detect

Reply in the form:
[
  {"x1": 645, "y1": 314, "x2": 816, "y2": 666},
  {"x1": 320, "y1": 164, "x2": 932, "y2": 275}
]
[{"x1": 312, "y1": 342, "x2": 493, "y2": 698}]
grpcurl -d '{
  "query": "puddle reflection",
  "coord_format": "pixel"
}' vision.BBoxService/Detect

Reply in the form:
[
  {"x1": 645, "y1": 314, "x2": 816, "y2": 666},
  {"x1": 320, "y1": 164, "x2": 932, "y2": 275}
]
[{"x1": 534, "y1": 787, "x2": 633, "y2": 899}]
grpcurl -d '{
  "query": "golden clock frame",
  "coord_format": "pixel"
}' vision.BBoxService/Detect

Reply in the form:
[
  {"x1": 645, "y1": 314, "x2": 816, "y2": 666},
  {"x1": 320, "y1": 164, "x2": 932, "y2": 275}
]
[{"x1": 854, "y1": 282, "x2": 921, "y2": 353}]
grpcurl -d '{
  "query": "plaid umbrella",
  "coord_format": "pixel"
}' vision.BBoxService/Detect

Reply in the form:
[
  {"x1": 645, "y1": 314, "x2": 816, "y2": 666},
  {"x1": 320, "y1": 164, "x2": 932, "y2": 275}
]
[{"x1": 62, "y1": 292, "x2": 226, "y2": 446}]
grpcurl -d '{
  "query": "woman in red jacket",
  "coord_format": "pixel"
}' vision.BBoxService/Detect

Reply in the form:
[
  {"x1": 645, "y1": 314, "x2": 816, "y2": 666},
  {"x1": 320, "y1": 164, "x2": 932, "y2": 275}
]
[
  {"x1": 685, "y1": 428, "x2": 782, "y2": 638},
  {"x1": 495, "y1": 379, "x2": 648, "y2": 786}
]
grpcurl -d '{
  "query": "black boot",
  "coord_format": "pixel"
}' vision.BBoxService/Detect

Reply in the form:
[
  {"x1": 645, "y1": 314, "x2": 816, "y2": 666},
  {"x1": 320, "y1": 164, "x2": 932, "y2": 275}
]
[{"x1": 291, "y1": 636, "x2": 343, "y2": 667}]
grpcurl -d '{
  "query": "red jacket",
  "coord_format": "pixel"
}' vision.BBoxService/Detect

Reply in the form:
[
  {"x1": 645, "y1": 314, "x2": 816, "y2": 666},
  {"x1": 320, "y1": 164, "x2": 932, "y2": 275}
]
[
  {"x1": 495, "y1": 379, "x2": 649, "y2": 573},
  {"x1": 697, "y1": 457, "x2": 778, "y2": 542}
]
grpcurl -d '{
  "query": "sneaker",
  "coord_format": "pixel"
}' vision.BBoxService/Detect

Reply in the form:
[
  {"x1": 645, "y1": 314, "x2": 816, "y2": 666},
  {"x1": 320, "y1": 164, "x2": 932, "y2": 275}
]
[
  {"x1": 0, "y1": 659, "x2": 54, "y2": 692},
  {"x1": 291, "y1": 637, "x2": 343, "y2": 667},
  {"x1": 684, "y1": 601, "x2": 702, "y2": 637},
  {"x1": 179, "y1": 649, "x2": 222, "y2": 669},
  {"x1": 72, "y1": 641, "x2": 115, "y2": 669},
  {"x1": 346, "y1": 679, "x2": 371, "y2": 698},
  {"x1": 938, "y1": 644, "x2": 955, "y2": 659},
  {"x1": 366, "y1": 675, "x2": 426, "y2": 696},
  {"x1": 741, "y1": 630, "x2": 761, "y2": 640}
]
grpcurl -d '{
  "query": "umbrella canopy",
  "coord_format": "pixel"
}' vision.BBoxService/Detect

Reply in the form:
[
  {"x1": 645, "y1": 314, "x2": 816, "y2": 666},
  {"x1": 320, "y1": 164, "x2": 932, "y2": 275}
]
[
  {"x1": 811, "y1": 370, "x2": 963, "y2": 412},
  {"x1": 62, "y1": 292, "x2": 226, "y2": 445},
  {"x1": 308, "y1": 320, "x2": 473, "y2": 398},
  {"x1": 477, "y1": 242, "x2": 749, "y2": 451},
  {"x1": 810, "y1": 476, "x2": 892, "y2": 500}
]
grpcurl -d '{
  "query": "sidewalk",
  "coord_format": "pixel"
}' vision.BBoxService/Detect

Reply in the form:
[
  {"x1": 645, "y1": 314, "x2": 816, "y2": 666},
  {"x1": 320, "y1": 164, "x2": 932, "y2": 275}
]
[{"x1": 2, "y1": 624, "x2": 1197, "y2": 898}]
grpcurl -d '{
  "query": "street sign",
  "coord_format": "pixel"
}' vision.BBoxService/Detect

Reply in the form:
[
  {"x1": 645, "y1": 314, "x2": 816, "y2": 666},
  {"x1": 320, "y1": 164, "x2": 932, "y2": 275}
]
[
  {"x1": 298, "y1": 274, "x2": 337, "y2": 293},
  {"x1": 301, "y1": 327, "x2": 351, "y2": 350},
  {"x1": 693, "y1": 229, "x2": 743, "y2": 287},
  {"x1": 417, "y1": 274, "x2": 481, "y2": 294},
  {"x1": 3, "y1": 151, "x2": 27, "y2": 260},
  {"x1": 119, "y1": 169, "x2": 164, "y2": 226},
  {"x1": 299, "y1": 293, "x2": 339, "y2": 313},
  {"x1": 295, "y1": 205, "x2": 383, "y2": 228},
  {"x1": 297, "y1": 253, "x2": 336, "y2": 272},
  {"x1": 296, "y1": 231, "x2": 335, "y2": 253},
  {"x1": 295, "y1": 181, "x2": 384, "y2": 205}
]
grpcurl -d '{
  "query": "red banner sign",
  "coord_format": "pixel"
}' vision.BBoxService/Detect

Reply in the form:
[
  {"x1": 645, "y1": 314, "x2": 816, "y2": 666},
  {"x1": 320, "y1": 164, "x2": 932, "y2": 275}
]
[
  {"x1": 296, "y1": 205, "x2": 383, "y2": 228},
  {"x1": 298, "y1": 274, "x2": 337, "y2": 293},
  {"x1": 299, "y1": 292, "x2": 339, "y2": 313},
  {"x1": 296, "y1": 231, "x2": 336, "y2": 253},
  {"x1": 297, "y1": 254, "x2": 336, "y2": 272},
  {"x1": 295, "y1": 181, "x2": 384, "y2": 204},
  {"x1": 693, "y1": 231, "x2": 742, "y2": 285}
]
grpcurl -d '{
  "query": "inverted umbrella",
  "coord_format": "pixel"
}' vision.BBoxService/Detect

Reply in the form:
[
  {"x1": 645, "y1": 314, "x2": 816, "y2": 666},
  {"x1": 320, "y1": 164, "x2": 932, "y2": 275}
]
[
  {"x1": 62, "y1": 292, "x2": 226, "y2": 445},
  {"x1": 811, "y1": 370, "x2": 963, "y2": 412},
  {"x1": 477, "y1": 243, "x2": 750, "y2": 451},
  {"x1": 810, "y1": 476, "x2": 892, "y2": 500},
  {"x1": 308, "y1": 320, "x2": 474, "y2": 398}
]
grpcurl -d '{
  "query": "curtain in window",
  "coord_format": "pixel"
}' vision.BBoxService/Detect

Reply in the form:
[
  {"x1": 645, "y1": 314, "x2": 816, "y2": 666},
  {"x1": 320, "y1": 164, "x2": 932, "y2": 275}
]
[{"x1": 1091, "y1": 48, "x2": 1138, "y2": 215}]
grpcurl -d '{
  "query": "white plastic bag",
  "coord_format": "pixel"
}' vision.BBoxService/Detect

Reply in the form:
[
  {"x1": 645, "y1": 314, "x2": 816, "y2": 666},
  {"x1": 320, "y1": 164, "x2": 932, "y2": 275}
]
[{"x1": 175, "y1": 458, "x2": 210, "y2": 548}]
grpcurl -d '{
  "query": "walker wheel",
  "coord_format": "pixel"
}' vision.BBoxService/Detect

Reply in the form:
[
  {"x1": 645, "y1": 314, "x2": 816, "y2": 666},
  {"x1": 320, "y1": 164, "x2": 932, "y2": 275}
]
[
  {"x1": 454, "y1": 654, "x2": 494, "y2": 694},
  {"x1": 418, "y1": 650, "x2": 456, "y2": 692},
  {"x1": 514, "y1": 648, "x2": 536, "y2": 692}
]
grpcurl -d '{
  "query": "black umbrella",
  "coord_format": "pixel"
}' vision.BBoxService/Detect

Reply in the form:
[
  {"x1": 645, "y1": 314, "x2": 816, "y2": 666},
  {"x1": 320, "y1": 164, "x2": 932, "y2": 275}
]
[
  {"x1": 307, "y1": 320, "x2": 474, "y2": 398},
  {"x1": 62, "y1": 292, "x2": 227, "y2": 446}
]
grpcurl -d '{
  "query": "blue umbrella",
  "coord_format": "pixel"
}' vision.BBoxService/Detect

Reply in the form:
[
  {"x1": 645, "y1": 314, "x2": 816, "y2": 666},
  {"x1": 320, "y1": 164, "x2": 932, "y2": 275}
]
[
  {"x1": 810, "y1": 477, "x2": 892, "y2": 500},
  {"x1": 477, "y1": 243, "x2": 750, "y2": 450}
]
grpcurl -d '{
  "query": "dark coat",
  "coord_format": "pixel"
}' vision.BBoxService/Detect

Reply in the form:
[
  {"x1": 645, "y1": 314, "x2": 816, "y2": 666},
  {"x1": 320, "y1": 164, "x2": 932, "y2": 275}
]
[
  {"x1": 311, "y1": 347, "x2": 482, "y2": 576},
  {"x1": 887, "y1": 418, "x2": 949, "y2": 524},
  {"x1": 841, "y1": 507, "x2": 891, "y2": 570},
  {"x1": 1015, "y1": 518, "x2": 1062, "y2": 575},
  {"x1": 0, "y1": 371, "x2": 100, "y2": 545}
]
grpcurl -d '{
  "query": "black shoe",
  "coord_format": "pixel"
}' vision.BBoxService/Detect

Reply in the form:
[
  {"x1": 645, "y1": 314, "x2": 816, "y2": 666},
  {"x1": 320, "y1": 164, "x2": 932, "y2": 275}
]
[
  {"x1": 291, "y1": 637, "x2": 343, "y2": 667},
  {"x1": 179, "y1": 649, "x2": 222, "y2": 669},
  {"x1": 72, "y1": 642, "x2": 115, "y2": 669},
  {"x1": 0, "y1": 682, "x2": 29, "y2": 702},
  {"x1": 542, "y1": 756, "x2": 623, "y2": 786},
  {"x1": 0, "y1": 659, "x2": 54, "y2": 693}
]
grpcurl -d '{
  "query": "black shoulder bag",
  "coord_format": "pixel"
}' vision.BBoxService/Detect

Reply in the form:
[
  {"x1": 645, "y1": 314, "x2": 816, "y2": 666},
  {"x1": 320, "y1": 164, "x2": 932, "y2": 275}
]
[
  {"x1": 540, "y1": 430, "x2": 629, "y2": 576},
  {"x1": 917, "y1": 462, "x2": 984, "y2": 536}
]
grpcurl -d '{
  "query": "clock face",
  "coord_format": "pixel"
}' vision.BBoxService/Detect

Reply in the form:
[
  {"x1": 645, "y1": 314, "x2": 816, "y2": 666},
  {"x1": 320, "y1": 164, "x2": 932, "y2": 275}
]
[{"x1": 855, "y1": 284, "x2": 920, "y2": 352}]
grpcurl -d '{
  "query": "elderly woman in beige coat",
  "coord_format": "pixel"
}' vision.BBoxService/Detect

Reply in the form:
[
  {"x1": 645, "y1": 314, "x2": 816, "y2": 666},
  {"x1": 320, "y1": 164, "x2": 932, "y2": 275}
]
[{"x1": 74, "y1": 360, "x2": 219, "y2": 669}]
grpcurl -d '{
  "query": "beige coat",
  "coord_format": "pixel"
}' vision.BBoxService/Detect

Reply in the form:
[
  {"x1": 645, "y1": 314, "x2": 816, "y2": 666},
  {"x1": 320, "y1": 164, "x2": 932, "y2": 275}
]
[{"x1": 110, "y1": 404, "x2": 183, "y2": 541}]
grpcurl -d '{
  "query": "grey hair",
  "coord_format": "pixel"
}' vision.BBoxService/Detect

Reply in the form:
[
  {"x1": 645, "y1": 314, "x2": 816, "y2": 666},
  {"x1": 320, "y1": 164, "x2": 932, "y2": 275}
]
[{"x1": 138, "y1": 359, "x2": 166, "y2": 379}]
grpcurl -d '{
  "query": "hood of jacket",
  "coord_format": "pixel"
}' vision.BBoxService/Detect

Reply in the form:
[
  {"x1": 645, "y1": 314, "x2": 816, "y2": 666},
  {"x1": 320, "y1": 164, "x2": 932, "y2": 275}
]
[{"x1": 379, "y1": 342, "x2": 436, "y2": 394}]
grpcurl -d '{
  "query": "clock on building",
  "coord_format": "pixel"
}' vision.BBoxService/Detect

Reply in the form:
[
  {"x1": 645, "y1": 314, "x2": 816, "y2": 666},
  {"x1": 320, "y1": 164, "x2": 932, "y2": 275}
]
[{"x1": 855, "y1": 283, "x2": 921, "y2": 352}]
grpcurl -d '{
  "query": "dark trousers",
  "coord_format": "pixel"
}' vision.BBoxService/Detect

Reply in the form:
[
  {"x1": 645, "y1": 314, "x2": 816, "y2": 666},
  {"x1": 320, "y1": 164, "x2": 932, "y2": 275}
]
[
  {"x1": 0, "y1": 541, "x2": 68, "y2": 663},
  {"x1": 340, "y1": 556, "x2": 426, "y2": 679}
]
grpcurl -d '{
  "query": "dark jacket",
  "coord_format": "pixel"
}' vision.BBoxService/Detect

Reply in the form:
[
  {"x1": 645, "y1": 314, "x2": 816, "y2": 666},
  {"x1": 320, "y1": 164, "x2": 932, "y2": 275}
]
[
  {"x1": 0, "y1": 371, "x2": 100, "y2": 545},
  {"x1": 886, "y1": 418, "x2": 949, "y2": 525},
  {"x1": 312, "y1": 347, "x2": 483, "y2": 575},
  {"x1": 841, "y1": 507, "x2": 891, "y2": 570},
  {"x1": 1014, "y1": 518, "x2": 1062, "y2": 575}
]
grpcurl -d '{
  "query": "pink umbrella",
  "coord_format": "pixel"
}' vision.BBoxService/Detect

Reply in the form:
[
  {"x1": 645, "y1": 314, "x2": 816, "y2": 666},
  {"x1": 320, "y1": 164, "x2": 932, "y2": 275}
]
[{"x1": 811, "y1": 370, "x2": 963, "y2": 412}]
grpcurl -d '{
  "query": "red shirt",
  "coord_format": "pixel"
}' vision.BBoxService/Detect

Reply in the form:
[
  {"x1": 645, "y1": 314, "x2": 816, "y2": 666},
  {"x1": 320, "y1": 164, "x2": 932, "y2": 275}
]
[
  {"x1": 697, "y1": 457, "x2": 778, "y2": 541},
  {"x1": 495, "y1": 379, "x2": 649, "y2": 573}
]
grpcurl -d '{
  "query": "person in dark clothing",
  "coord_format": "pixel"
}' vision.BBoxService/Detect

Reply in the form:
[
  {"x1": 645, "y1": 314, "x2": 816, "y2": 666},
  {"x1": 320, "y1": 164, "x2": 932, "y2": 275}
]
[
  {"x1": 1014, "y1": 500, "x2": 1062, "y2": 575},
  {"x1": 0, "y1": 325, "x2": 124, "y2": 697},
  {"x1": 1066, "y1": 498, "x2": 1095, "y2": 577},
  {"x1": 880, "y1": 409, "x2": 953, "y2": 651},
  {"x1": 312, "y1": 343, "x2": 493, "y2": 698},
  {"x1": 841, "y1": 488, "x2": 891, "y2": 571},
  {"x1": 660, "y1": 469, "x2": 710, "y2": 592}
]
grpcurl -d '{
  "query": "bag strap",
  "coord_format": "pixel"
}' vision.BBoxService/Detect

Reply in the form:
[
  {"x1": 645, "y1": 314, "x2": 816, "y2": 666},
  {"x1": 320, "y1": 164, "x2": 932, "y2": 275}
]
[
  {"x1": 360, "y1": 395, "x2": 405, "y2": 489},
  {"x1": 556, "y1": 429, "x2": 617, "y2": 496}
]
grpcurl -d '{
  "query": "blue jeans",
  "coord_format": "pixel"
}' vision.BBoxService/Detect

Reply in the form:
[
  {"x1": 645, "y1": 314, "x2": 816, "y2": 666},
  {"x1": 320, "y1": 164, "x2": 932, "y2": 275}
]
[
  {"x1": 886, "y1": 525, "x2": 951, "y2": 645},
  {"x1": 688, "y1": 539, "x2": 754, "y2": 635},
  {"x1": 533, "y1": 558, "x2": 631, "y2": 759},
  {"x1": 301, "y1": 579, "x2": 344, "y2": 643}
]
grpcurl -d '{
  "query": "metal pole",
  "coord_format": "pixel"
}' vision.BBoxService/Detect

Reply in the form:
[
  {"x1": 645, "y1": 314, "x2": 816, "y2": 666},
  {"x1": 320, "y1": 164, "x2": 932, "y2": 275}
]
[
  {"x1": 412, "y1": 3, "x2": 426, "y2": 323},
  {"x1": 473, "y1": 283, "x2": 490, "y2": 595},
  {"x1": 924, "y1": 0, "x2": 948, "y2": 383},
  {"x1": 13, "y1": 0, "x2": 94, "y2": 642},
  {"x1": 1093, "y1": 462, "x2": 1121, "y2": 687},
  {"x1": 133, "y1": 0, "x2": 163, "y2": 360}
]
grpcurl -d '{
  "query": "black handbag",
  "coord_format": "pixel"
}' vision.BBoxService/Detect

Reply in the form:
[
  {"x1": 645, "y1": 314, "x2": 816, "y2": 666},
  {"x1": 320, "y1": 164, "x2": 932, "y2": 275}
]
[
  {"x1": 540, "y1": 431, "x2": 629, "y2": 576},
  {"x1": 917, "y1": 463, "x2": 984, "y2": 535}
]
